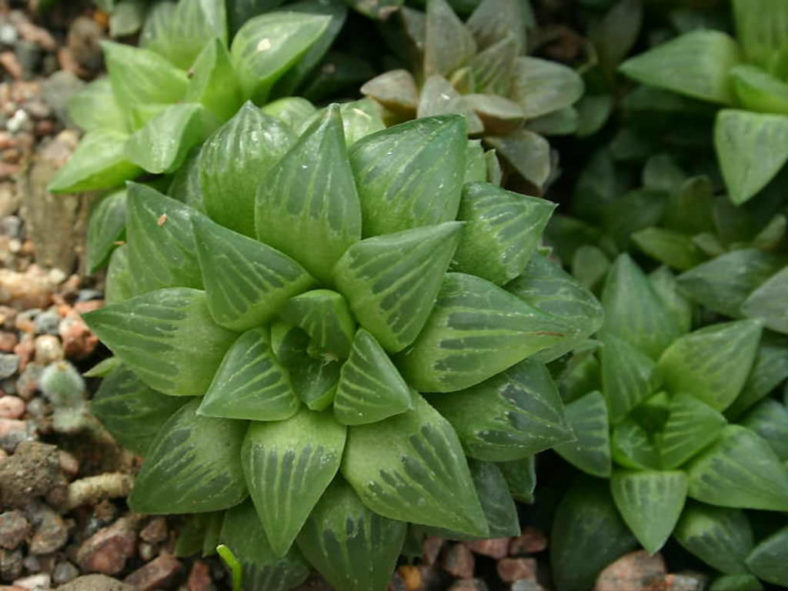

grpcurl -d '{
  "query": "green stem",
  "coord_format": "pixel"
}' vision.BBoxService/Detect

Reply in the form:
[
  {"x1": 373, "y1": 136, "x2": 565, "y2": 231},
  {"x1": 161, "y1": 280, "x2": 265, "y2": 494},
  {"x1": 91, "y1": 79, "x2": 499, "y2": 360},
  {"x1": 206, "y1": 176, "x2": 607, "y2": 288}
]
[{"x1": 216, "y1": 544, "x2": 243, "y2": 591}]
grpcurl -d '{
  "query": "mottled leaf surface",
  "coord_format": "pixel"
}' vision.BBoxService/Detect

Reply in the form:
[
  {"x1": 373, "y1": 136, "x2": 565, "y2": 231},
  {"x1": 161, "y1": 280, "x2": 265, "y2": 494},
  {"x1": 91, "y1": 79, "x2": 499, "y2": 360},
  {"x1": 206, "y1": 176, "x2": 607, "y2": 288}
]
[
  {"x1": 675, "y1": 504, "x2": 754, "y2": 575},
  {"x1": 555, "y1": 391, "x2": 611, "y2": 478}
]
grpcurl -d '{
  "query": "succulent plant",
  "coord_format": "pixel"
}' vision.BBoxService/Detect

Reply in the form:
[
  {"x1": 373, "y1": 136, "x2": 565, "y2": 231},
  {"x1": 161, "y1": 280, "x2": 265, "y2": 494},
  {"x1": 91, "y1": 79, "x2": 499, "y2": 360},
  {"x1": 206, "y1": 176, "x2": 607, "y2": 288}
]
[
  {"x1": 84, "y1": 105, "x2": 602, "y2": 589},
  {"x1": 360, "y1": 0, "x2": 584, "y2": 193},
  {"x1": 548, "y1": 253, "x2": 788, "y2": 591},
  {"x1": 620, "y1": 0, "x2": 788, "y2": 205}
]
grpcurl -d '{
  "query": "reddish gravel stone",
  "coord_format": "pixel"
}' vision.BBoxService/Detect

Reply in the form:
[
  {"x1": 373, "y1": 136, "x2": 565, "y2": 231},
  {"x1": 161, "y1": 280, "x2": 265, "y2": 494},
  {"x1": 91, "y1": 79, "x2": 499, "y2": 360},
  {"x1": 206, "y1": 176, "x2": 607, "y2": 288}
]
[
  {"x1": 59, "y1": 312, "x2": 98, "y2": 359},
  {"x1": 139, "y1": 517, "x2": 168, "y2": 544},
  {"x1": 0, "y1": 53, "x2": 23, "y2": 81},
  {"x1": 76, "y1": 517, "x2": 137, "y2": 575},
  {"x1": 422, "y1": 536, "x2": 444, "y2": 566},
  {"x1": 0, "y1": 397, "x2": 24, "y2": 420},
  {"x1": 187, "y1": 560, "x2": 212, "y2": 591},
  {"x1": 0, "y1": 332, "x2": 18, "y2": 352},
  {"x1": 595, "y1": 551, "x2": 667, "y2": 591},
  {"x1": 497, "y1": 557, "x2": 537, "y2": 583},
  {"x1": 466, "y1": 537, "x2": 510, "y2": 559},
  {"x1": 442, "y1": 543, "x2": 475, "y2": 579},
  {"x1": 509, "y1": 527, "x2": 548, "y2": 555},
  {"x1": 123, "y1": 553, "x2": 180, "y2": 590}
]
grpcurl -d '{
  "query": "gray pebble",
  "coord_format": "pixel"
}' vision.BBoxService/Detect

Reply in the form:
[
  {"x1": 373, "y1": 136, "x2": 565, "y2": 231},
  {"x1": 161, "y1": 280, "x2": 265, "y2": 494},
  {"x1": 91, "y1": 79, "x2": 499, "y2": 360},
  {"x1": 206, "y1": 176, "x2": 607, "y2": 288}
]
[
  {"x1": 34, "y1": 310, "x2": 60, "y2": 335},
  {"x1": 0, "y1": 24, "x2": 17, "y2": 46},
  {"x1": 0, "y1": 353, "x2": 19, "y2": 379},
  {"x1": 0, "y1": 215, "x2": 23, "y2": 238},
  {"x1": 52, "y1": 561, "x2": 79, "y2": 585},
  {"x1": 76, "y1": 289, "x2": 103, "y2": 303},
  {"x1": 0, "y1": 510, "x2": 30, "y2": 550}
]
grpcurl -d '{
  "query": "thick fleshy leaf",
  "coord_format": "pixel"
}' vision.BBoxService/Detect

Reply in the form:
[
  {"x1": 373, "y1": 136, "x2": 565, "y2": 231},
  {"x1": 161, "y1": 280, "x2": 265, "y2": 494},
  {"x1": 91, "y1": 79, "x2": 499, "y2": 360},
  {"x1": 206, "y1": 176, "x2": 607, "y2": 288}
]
[
  {"x1": 184, "y1": 38, "x2": 244, "y2": 121},
  {"x1": 649, "y1": 267, "x2": 692, "y2": 335},
  {"x1": 732, "y1": 0, "x2": 788, "y2": 72},
  {"x1": 399, "y1": 273, "x2": 572, "y2": 393},
  {"x1": 727, "y1": 334, "x2": 788, "y2": 418},
  {"x1": 631, "y1": 227, "x2": 705, "y2": 271},
  {"x1": 272, "y1": 323, "x2": 341, "y2": 411},
  {"x1": 297, "y1": 479, "x2": 406, "y2": 591},
  {"x1": 423, "y1": 0, "x2": 476, "y2": 77},
  {"x1": 199, "y1": 328, "x2": 299, "y2": 422},
  {"x1": 280, "y1": 290, "x2": 355, "y2": 359},
  {"x1": 601, "y1": 254, "x2": 683, "y2": 359},
  {"x1": 554, "y1": 391, "x2": 612, "y2": 478},
  {"x1": 91, "y1": 365, "x2": 187, "y2": 457},
  {"x1": 349, "y1": 115, "x2": 467, "y2": 236},
  {"x1": 105, "y1": 245, "x2": 136, "y2": 305},
  {"x1": 610, "y1": 470, "x2": 688, "y2": 554},
  {"x1": 709, "y1": 574, "x2": 763, "y2": 591},
  {"x1": 334, "y1": 329, "x2": 412, "y2": 426},
  {"x1": 48, "y1": 131, "x2": 141, "y2": 194},
  {"x1": 510, "y1": 57, "x2": 584, "y2": 119},
  {"x1": 453, "y1": 182, "x2": 554, "y2": 285},
  {"x1": 333, "y1": 222, "x2": 462, "y2": 353},
  {"x1": 230, "y1": 12, "x2": 331, "y2": 103},
  {"x1": 417, "y1": 75, "x2": 483, "y2": 135},
  {"x1": 129, "y1": 399, "x2": 247, "y2": 513},
  {"x1": 731, "y1": 65, "x2": 788, "y2": 115},
  {"x1": 742, "y1": 266, "x2": 788, "y2": 334},
  {"x1": 686, "y1": 425, "x2": 788, "y2": 510},
  {"x1": 601, "y1": 335, "x2": 660, "y2": 422},
  {"x1": 470, "y1": 35, "x2": 518, "y2": 96},
  {"x1": 429, "y1": 358, "x2": 571, "y2": 461},
  {"x1": 611, "y1": 417, "x2": 661, "y2": 471},
  {"x1": 86, "y1": 189, "x2": 126, "y2": 273},
  {"x1": 138, "y1": 1, "x2": 176, "y2": 59},
  {"x1": 220, "y1": 501, "x2": 310, "y2": 591},
  {"x1": 262, "y1": 96, "x2": 317, "y2": 130},
  {"x1": 242, "y1": 408, "x2": 346, "y2": 556},
  {"x1": 83, "y1": 288, "x2": 236, "y2": 397},
  {"x1": 125, "y1": 103, "x2": 216, "y2": 174},
  {"x1": 674, "y1": 504, "x2": 754, "y2": 575},
  {"x1": 126, "y1": 183, "x2": 203, "y2": 293},
  {"x1": 660, "y1": 394, "x2": 727, "y2": 469},
  {"x1": 166, "y1": 0, "x2": 228, "y2": 69},
  {"x1": 256, "y1": 105, "x2": 361, "y2": 283},
  {"x1": 464, "y1": 94, "x2": 525, "y2": 135},
  {"x1": 67, "y1": 78, "x2": 127, "y2": 133},
  {"x1": 360, "y1": 70, "x2": 419, "y2": 117},
  {"x1": 551, "y1": 477, "x2": 638, "y2": 591},
  {"x1": 338, "y1": 99, "x2": 386, "y2": 147},
  {"x1": 740, "y1": 400, "x2": 788, "y2": 461},
  {"x1": 193, "y1": 215, "x2": 314, "y2": 332},
  {"x1": 168, "y1": 150, "x2": 204, "y2": 210},
  {"x1": 526, "y1": 106, "x2": 579, "y2": 136},
  {"x1": 677, "y1": 249, "x2": 785, "y2": 318},
  {"x1": 746, "y1": 525, "x2": 788, "y2": 586},
  {"x1": 715, "y1": 109, "x2": 788, "y2": 205},
  {"x1": 342, "y1": 393, "x2": 487, "y2": 537},
  {"x1": 199, "y1": 103, "x2": 294, "y2": 237},
  {"x1": 507, "y1": 254, "x2": 605, "y2": 362},
  {"x1": 589, "y1": 0, "x2": 643, "y2": 74},
  {"x1": 657, "y1": 320, "x2": 762, "y2": 411},
  {"x1": 619, "y1": 30, "x2": 741, "y2": 104},
  {"x1": 485, "y1": 129, "x2": 551, "y2": 189},
  {"x1": 102, "y1": 41, "x2": 188, "y2": 111},
  {"x1": 498, "y1": 456, "x2": 536, "y2": 503}
]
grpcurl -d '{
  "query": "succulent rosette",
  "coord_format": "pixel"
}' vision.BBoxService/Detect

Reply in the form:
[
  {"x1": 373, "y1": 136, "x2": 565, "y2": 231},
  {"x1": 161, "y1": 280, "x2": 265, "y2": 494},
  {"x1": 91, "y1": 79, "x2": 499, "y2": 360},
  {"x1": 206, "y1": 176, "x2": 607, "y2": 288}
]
[{"x1": 84, "y1": 103, "x2": 602, "y2": 589}]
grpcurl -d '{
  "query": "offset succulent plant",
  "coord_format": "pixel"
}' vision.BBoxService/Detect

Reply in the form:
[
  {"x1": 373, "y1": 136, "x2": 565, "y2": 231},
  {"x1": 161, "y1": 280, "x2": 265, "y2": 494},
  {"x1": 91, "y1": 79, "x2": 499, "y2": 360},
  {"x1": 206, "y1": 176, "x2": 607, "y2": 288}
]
[
  {"x1": 620, "y1": 0, "x2": 788, "y2": 205},
  {"x1": 360, "y1": 0, "x2": 585, "y2": 193},
  {"x1": 84, "y1": 106, "x2": 602, "y2": 589},
  {"x1": 548, "y1": 253, "x2": 788, "y2": 591}
]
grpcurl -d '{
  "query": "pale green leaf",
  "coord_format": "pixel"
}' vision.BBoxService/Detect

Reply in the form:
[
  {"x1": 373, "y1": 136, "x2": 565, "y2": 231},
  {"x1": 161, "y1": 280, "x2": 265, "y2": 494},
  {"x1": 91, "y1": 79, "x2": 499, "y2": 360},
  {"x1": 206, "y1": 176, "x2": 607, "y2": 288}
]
[
  {"x1": 166, "y1": 0, "x2": 228, "y2": 69},
  {"x1": 674, "y1": 504, "x2": 754, "y2": 575},
  {"x1": 199, "y1": 328, "x2": 299, "y2": 422},
  {"x1": 648, "y1": 266, "x2": 692, "y2": 336},
  {"x1": 470, "y1": 35, "x2": 518, "y2": 96},
  {"x1": 91, "y1": 365, "x2": 187, "y2": 456},
  {"x1": 611, "y1": 417, "x2": 661, "y2": 470},
  {"x1": 399, "y1": 272, "x2": 573, "y2": 393},
  {"x1": 631, "y1": 227, "x2": 705, "y2": 271},
  {"x1": 129, "y1": 399, "x2": 247, "y2": 513},
  {"x1": 601, "y1": 334, "x2": 660, "y2": 422},
  {"x1": 67, "y1": 78, "x2": 127, "y2": 133},
  {"x1": 732, "y1": 0, "x2": 788, "y2": 73},
  {"x1": 731, "y1": 64, "x2": 788, "y2": 115},
  {"x1": 105, "y1": 245, "x2": 136, "y2": 305},
  {"x1": 185, "y1": 38, "x2": 244, "y2": 121},
  {"x1": 333, "y1": 329, "x2": 412, "y2": 426},
  {"x1": 485, "y1": 129, "x2": 551, "y2": 189},
  {"x1": 619, "y1": 30, "x2": 741, "y2": 104},
  {"x1": 657, "y1": 320, "x2": 762, "y2": 411},
  {"x1": 611, "y1": 470, "x2": 688, "y2": 554},
  {"x1": 454, "y1": 182, "x2": 555, "y2": 285},
  {"x1": 297, "y1": 479, "x2": 406, "y2": 591},
  {"x1": 342, "y1": 393, "x2": 487, "y2": 537},
  {"x1": 687, "y1": 425, "x2": 788, "y2": 510},
  {"x1": 256, "y1": 105, "x2": 361, "y2": 283},
  {"x1": 742, "y1": 266, "x2": 788, "y2": 334},
  {"x1": 193, "y1": 214, "x2": 314, "y2": 332},
  {"x1": 86, "y1": 189, "x2": 126, "y2": 273},
  {"x1": 48, "y1": 131, "x2": 141, "y2": 194},
  {"x1": 333, "y1": 222, "x2": 462, "y2": 353},
  {"x1": 280, "y1": 290, "x2": 356, "y2": 359},
  {"x1": 349, "y1": 115, "x2": 467, "y2": 236},
  {"x1": 554, "y1": 391, "x2": 612, "y2": 478},
  {"x1": 242, "y1": 408, "x2": 346, "y2": 556},
  {"x1": 510, "y1": 57, "x2": 584, "y2": 119},
  {"x1": 715, "y1": 109, "x2": 788, "y2": 205},
  {"x1": 83, "y1": 288, "x2": 236, "y2": 397},
  {"x1": 429, "y1": 357, "x2": 572, "y2": 461},
  {"x1": 660, "y1": 393, "x2": 727, "y2": 469},
  {"x1": 261, "y1": 96, "x2": 317, "y2": 130},
  {"x1": 338, "y1": 99, "x2": 386, "y2": 147},
  {"x1": 139, "y1": 1, "x2": 176, "y2": 59},
  {"x1": 109, "y1": 0, "x2": 146, "y2": 37},
  {"x1": 360, "y1": 70, "x2": 419, "y2": 118},
  {"x1": 423, "y1": 0, "x2": 476, "y2": 77}
]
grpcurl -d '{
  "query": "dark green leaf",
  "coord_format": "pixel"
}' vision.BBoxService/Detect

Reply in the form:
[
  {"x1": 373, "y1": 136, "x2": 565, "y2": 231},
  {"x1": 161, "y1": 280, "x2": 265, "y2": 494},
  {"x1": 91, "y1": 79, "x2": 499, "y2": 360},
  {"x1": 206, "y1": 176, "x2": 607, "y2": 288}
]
[
  {"x1": 465, "y1": 0, "x2": 526, "y2": 53},
  {"x1": 429, "y1": 358, "x2": 571, "y2": 461},
  {"x1": 555, "y1": 391, "x2": 612, "y2": 478},
  {"x1": 83, "y1": 288, "x2": 236, "y2": 397},
  {"x1": 742, "y1": 266, "x2": 788, "y2": 334},
  {"x1": 199, "y1": 328, "x2": 299, "y2": 422},
  {"x1": 631, "y1": 227, "x2": 705, "y2": 271},
  {"x1": 660, "y1": 393, "x2": 727, "y2": 469},
  {"x1": 648, "y1": 266, "x2": 693, "y2": 336},
  {"x1": 746, "y1": 525, "x2": 788, "y2": 586},
  {"x1": 485, "y1": 129, "x2": 551, "y2": 189},
  {"x1": 129, "y1": 399, "x2": 247, "y2": 513},
  {"x1": 86, "y1": 189, "x2": 126, "y2": 273},
  {"x1": 333, "y1": 222, "x2": 462, "y2": 353},
  {"x1": 498, "y1": 456, "x2": 536, "y2": 503},
  {"x1": 342, "y1": 393, "x2": 487, "y2": 537},
  {"x1": 242, "y1": 408, "x2": 346, "y2": 556},
  {"x1": 740, "y1": 399, "x2": 788, "y2": 461},
  {"x1": 105, "y1": 245, "x2": 136, "y2": 305},
  {"x1": 709, "y1": 574, "x2": 763, "y2": 591},
  {"x1": 727, "y1": 334, "x2": 788, "y2": 419}
]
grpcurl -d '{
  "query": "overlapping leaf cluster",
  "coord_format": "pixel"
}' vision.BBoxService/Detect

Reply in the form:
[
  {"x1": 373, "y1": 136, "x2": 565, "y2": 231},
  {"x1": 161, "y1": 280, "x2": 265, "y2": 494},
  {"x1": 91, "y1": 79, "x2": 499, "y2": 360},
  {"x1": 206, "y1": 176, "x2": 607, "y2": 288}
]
[
  {"x1": 361, "y1": 0, "x2": 584, "y2": 192},
  {"x1": 84, "y1": 101, "x2": 601, "y2": 589}
]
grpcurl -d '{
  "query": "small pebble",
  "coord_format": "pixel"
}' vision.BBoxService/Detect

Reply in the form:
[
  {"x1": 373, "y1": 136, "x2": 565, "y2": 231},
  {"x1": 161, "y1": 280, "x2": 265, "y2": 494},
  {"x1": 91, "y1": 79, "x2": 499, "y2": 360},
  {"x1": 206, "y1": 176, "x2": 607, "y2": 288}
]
[
  {"x1": 0, "y1": 25, "x2": 18, "y2": 46},
  {"x1": 33, "y1": 310, "x2": 59, "y2": 335},
  {"x1": 52, "y1": 561, "x2": 79, "y2": 585},
  {"x1": 466, "y1": 537, "x2": 510, "y2": 559},
  {"x1": 509, "y1": 528, "x2": 548, "y2": 555},
  {"x1": 442, "y1": 543, "x2": 475, "y2": 579},
  {"x1": 0, "y1": 396, "x2": 24, "y2": 419},
  {"x1": 139, "y1": 517, "x2": 168, "y2": 544},
  {"x1": 76, "y1": 517, "x2": 136, "y2": 575},
  {"x1": 0, "y1": 332, "x2": 17, "y2": 352},
  {"x1": 11, "y1": 573, "x2": 50, "y2": 590},
  {"x1": 5, "y1": 110, "x2": 28, "y2": 134},
  {"x1": 33, "y1": 335, "x2": 62, "y2": 364},
  {"x1": 138, "y1": 542, "x2": 155, "y2": 562},
  {"x1": 0, "y1": 354, "x2": 19, "y2": 378},
  {"x1": 58, "y1": 450, "x2": 78, "y2": 479},
  {"x1": 28, "y1": 505, "x2": 68, "y2": 555},
  {"x1": 123, "y1": 553, "x2": 180, "y2": 590},
  {"x1": 497, "y1": 557, "x2": 537, "y2": 583},
  {"x1": 186, "y1": 561, "x2": 212, "y2": 591},
  {"x1": 0, "y1": 511, "x2": 30, "y2": 550},
  {"x1": 0, "y1": 548, "x2": 23, "y2": 581}
]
